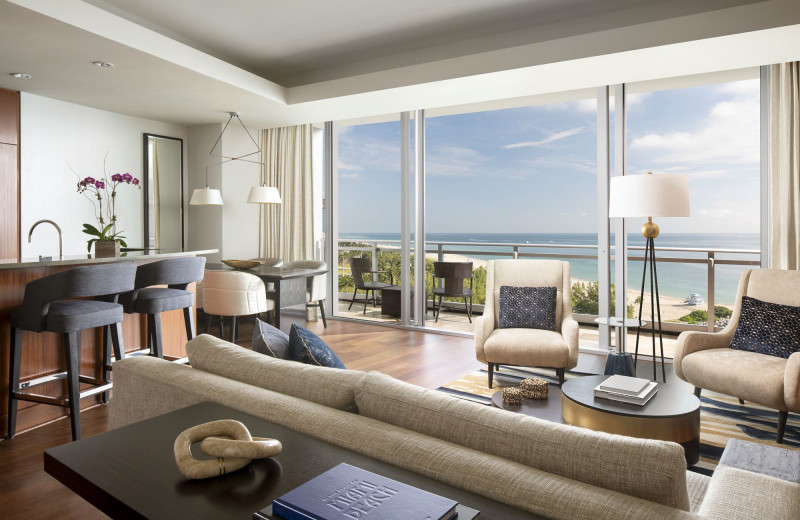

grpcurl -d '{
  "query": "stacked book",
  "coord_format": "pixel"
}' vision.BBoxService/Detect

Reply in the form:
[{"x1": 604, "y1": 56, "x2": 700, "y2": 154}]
[
  {"x1": 594, "y1": 375, "x2": 658, "y2": 406},
  {"x1": 254, "y1": 463, "x2": 479, "y2": 520}
]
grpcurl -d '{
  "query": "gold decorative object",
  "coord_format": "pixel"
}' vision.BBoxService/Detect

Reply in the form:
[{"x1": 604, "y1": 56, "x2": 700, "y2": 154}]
[
  {"x1": 502, "y1": 387, "x2": 522, "y2": 405},
  {"x1": 221, "y1": 259, "x2": 263, "y2": 270},
  {"x1": 174, "y1": 419, "x2": 282, "y2": 479},
  {"x1": 521, "y1": 378, "x2": 549, "y2": 400}
]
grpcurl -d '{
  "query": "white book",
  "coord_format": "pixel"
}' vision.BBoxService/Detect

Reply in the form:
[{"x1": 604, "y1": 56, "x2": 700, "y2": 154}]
[
  {"x1": 594, "y1": 381, "x2": 658, "y2": 406},
  {"x1": 597, "y1": 375, "x2": 651, "y2": 396}
]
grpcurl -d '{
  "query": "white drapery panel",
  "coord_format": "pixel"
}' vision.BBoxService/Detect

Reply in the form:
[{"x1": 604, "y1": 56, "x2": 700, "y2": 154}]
[
  {"x1": 770, "y1": 62, "x2": 800, "y2": 269},
  {"x1": 258, "y1": 124, "x2": 314, "y2": 262}
]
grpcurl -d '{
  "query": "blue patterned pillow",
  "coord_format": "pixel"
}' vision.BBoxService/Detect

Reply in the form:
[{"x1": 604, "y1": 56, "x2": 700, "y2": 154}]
[
  {"x1": 498, "y1": 286, "x2": 557, "y2": 330},
  {"x1": 251, "y1": 318, "x2": 290, "y2": 359},
  {"x1": 730, "y1": 296, "x2": 800, "y2": 358},
  {"x1": 288, "y1": 323, "x2": 346, "y2": 369}
]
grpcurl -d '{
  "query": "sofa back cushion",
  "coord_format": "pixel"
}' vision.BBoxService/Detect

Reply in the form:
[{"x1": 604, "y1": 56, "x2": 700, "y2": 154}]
[
  {"x1": 354, "y1": 371, "x2": 690, "y2": 510},
  {"x1": 186, "y1": 334, "x2": 364, "y2": 412}
]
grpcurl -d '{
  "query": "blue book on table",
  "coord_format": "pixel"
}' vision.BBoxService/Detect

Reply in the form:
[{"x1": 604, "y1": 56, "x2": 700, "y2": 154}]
[{"x1": 271, "y1": 463, "x2": 458, "y2": 520}]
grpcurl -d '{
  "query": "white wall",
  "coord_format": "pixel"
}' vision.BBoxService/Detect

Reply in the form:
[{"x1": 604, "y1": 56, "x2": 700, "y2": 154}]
[
  {"x1": 20, "y1": 93, "x2": 188, "y2": 258},
  {"x1": 187, "y1": 123, "x2": 223, "y2": 262}
]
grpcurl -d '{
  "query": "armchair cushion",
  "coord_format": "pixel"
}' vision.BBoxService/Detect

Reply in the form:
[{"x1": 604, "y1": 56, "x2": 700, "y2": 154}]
[
  {"x1": 484, "y1": 328, "x2": 570, "y2": 367},
  {"x1": 680, "y1": 348, "x2": 788, "y2": 410},
  {"x1": 498, "y1": 286, "x2": 557, "y2": 331},
  {"x1": 730, "y1": 296, "x2": 800, "y2": 359},
  {"x1": 251, "y1": 318, "x2": 290, "y2": 359},
  {"x1": 289, "y1": 323, "x2": 346, "y2": 369}
]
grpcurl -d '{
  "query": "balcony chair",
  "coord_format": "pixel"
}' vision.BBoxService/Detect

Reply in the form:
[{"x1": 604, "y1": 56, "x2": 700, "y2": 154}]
[
  {"x1": 432, "y1": 261, "x2": 473, "y2": 323},
  {"x1": 474, "y1": 259, "x2": 579, "y2": 387},
  {"x1": 202, "y1": 270, "x2": 274, "y2": 342},
  {"x1": 348, "y1": 257, "x2": 394, "y2": 314},
  {"x1": 122, "y1": 257, "x2": 206, "y2": 361},
  {"x1": 8, "y1": 262, "x2": 137, "y2": 440},
  {"x1": 284, "y1": 260, "x2": 328, "y2": 327},
  {"x1": 674, "y1": 268, "x2": 800, "y2": 443}
]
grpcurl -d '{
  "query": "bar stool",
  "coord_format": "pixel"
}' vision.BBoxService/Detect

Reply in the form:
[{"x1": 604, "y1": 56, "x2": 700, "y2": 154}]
[
  {"x1": 202, "y1": 270, "x2": 274, "y2": 342},
  {"x1": 8, "y1": 262, "x2": 136, "y2": 441},
  {"x1": 284, "y1": 260, "x2": 328, "y2": 327},
  {"x1": 122, "y1": 257, "x2": 206, "y2": 360}
]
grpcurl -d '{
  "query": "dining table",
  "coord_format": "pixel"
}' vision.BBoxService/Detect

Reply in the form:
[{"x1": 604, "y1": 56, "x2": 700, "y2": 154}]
[{"x1": 205, "y1": 263, "x2": 327, "y2": 328}]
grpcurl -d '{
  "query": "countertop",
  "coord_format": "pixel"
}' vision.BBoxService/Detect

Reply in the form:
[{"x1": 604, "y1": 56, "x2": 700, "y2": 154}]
[{"x1": 0, "y1": 249, "x2": 218, "y2": 270}]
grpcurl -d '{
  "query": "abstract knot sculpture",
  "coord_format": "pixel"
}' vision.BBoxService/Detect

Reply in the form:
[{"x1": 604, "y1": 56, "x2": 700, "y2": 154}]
[{"x1": 174, "y1": 419, "x2": 282, "y2": 479}]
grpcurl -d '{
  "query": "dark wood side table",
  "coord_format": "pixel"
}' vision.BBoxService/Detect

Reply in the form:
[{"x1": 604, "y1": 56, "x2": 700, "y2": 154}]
[
  {"x1": 380, "y1": 285, "x2": 414, "y2": 318},
  {"x1": 44, "y1": 402, "x2": 543, "y2": 519}
]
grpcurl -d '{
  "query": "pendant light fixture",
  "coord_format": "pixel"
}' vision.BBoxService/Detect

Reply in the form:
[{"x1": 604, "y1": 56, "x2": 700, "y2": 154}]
[{"x1": 189, "y1": 167, "x2": 223, "y2": 205}]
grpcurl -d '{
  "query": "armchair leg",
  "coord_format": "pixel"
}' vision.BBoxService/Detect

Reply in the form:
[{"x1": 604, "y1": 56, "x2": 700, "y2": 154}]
[
  {"x1": 488, "y1": 363, "x2": 494, "y2": 389},
  {"x1": 777, "y1": 411, "x2": 788, "y2": 444},
  {"x1": 556, "y1": 368, "x2": 565, "y2": 387},
  {"x1": 318, "y1": 300, "x2": 327, "y2": 328},
  {"x1": 694, "y1": 387, "x2": 702, "y2": 398},
  {"x1": 738, "y1": 398, "x2": 745, "y2": 405}
]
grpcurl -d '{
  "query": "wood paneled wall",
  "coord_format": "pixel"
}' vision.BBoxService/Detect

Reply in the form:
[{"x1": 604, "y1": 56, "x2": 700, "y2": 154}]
[{"x1": 0, "y1": 88, "x2": 20, "y2": 262}]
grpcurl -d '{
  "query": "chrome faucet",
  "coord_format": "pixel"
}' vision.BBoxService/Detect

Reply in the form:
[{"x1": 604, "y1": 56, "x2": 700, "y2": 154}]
[{"x1": 28, "y1": 219, "x2": 63, "y2": 260}]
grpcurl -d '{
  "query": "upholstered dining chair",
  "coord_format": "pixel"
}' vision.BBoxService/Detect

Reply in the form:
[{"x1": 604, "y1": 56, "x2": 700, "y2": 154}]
[
  {"x1": 284, "y1": 260, "x2": 328, "y2": 327},
  {"x1": 674, "y1": 269, "x2": 800, "y2": 443},
  {"x1": 348, "y1": 257, "x2": 394, "y2": 314},
  {"x1": 432, "y1": 261, "x2": 473, "y2": 323},
  {"x1": 202, "y1": 270, "x2": 274, "y2": 342},
  {"x1": 474, "y1": 259, "x2": 579, "y2": 387}
]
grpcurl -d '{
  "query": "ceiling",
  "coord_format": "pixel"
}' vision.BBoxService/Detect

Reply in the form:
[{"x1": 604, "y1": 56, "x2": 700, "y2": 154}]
[{"x1": 1, "y1": 0, "x2": 799, "y2": 128}]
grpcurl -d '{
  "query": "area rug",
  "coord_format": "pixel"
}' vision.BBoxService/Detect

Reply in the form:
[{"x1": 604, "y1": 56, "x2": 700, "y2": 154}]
[{"x1": 437, "y1": 366, "x2": 799, "y2": 474}]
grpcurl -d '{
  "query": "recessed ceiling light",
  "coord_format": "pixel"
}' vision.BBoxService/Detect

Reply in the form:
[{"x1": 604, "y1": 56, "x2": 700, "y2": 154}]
[
  {"x1": 92, "y1": 61, "x2": 114, "y2": 68},
  {"x1": 10, "y1": 73, "x2": 31, "y2": 79}
]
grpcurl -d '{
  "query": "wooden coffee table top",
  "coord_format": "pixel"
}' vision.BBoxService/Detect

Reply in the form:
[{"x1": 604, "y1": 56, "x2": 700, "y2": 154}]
[
  {"x1": 44, "y1": 402, "x2": 543, "y2": 520},
  {"x1": 490, "y1": 385, "x2": 565, "y2": 424}
]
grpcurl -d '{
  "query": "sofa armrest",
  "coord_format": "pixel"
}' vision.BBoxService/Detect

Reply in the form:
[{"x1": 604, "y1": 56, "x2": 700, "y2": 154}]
[
  {"x1": 562, "y1": 317, "x2": 580, "y2": 369},
  {"x1": 673, "y1": 330, "x2": 733, "y2": 380},
  {"x1": 474, "y1": 315, "x2": 494, "y2": 364},
  {"x1": 698, "y1": 466, "x2": 800, "y2": 520},
  {"x1": 785, "y1": 351, "x2": 800, "y2": 410}
]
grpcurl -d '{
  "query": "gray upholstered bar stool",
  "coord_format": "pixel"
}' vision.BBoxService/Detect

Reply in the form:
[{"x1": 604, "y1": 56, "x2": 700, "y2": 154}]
[
  {"x1": 122, "y1": 257, "x2": 206, "y2": 361},
  {"x1": 8, "y1": 262, "x2": 136, "y2": 441}
]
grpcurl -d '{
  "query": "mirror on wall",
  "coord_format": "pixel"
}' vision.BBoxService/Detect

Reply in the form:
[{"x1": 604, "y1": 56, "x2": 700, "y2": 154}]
[{"x1": 143, "y1": 134, "x2": 184, "y2": 250}]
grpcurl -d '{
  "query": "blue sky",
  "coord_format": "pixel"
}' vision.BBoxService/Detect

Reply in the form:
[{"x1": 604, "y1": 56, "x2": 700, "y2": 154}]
[{"x1": 337, "y1": 79, "x2": 760, "y2": 235}]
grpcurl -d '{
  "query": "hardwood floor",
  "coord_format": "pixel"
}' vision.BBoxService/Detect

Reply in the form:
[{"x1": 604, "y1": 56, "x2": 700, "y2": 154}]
[{"x1": 0, "y1": 312, "x2": 480, "y2": 519}]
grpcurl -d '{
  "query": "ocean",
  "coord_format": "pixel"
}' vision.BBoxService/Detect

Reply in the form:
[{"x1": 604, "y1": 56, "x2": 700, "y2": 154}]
[{"x1": 338, "y1": 232, "x2": 761, "y2": 305}]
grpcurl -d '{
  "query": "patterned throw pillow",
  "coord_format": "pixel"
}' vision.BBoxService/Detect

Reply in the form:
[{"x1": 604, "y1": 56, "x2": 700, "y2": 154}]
[
  {"x1": 251, "y1": 318, "x2": 290, "y2": 359},
  {"x1": 730, "y1": 296, "x2": 800, "y2": 358},
  {"x1": 498, "y1": 286, "x2": 557, "y2": 331},
  {"x1": 288, "y1": 323, "x2": 346, "y2": 369}
]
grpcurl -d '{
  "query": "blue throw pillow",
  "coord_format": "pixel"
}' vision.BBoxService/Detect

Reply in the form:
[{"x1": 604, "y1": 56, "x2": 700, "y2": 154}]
[
  {"x1": 288, "y1": 323, "x2": 346, "y2": 369},
  {"x1": 730, "y1": 296, "x2": 800, "y2": 358},
  {"x1": 498, "y1": 286, "x2": 557, "y2": 330},
  {"x1": 251, "y1": 318, "x2": 290, "y2": 359}
]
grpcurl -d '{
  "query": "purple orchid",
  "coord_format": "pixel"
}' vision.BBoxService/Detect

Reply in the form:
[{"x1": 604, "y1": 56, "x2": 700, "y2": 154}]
[
  {"x1": 122, "y1": 173, "x2": 133, "y2": 183},
  {"x1": 111, "y1": 173, "x2": 123, "y2": 182}
]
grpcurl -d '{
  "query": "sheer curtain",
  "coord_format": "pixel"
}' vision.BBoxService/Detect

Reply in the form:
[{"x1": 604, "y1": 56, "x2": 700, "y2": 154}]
[
  {"x1": 770, "y1": 62, "x2": 800, "y2": 269},
  {"x1": 258, "y1": 124, "x2": 314, "y2": 262}
]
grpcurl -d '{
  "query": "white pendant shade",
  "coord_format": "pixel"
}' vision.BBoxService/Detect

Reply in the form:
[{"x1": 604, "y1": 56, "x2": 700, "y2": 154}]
[
  {"x1": 247, "y1": 185, "x2": 282, "y2": 204},
  {"x1": 190, "y1": 186, "x2": 223, "y2": 205},
  {"x1": 609, "y1": 173, "x2": 690, "y2": 218}
]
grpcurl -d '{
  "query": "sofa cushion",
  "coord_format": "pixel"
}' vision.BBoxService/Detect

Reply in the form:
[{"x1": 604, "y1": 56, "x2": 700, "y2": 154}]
[
  {"x1": 680, "y1": 347, "x2": 787, "y2": 410},
  {"x1": 288, "y1": 323, "x2": 346, "y2": 369},
  {"x1": 498, "y1": 286, "x2": 557, "y2": 330},
  {"x1": 251, "y1": 318, "x2": 290, "y2": 359},
  {"x1": 483, "y1": 328, "x2": 569, "y2": 367},
  {"x1": 354, "y1": 371, "x2": 690, "y2": 510},
  {"x1": 730, "y1": 296, "x2": 800, "y2": 359},
  {"x1": 186, "y1": 334, "x2": 362, "y2": 412}
]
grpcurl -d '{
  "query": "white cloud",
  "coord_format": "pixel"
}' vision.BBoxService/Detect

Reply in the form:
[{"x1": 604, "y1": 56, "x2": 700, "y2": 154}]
[
  {"x1": 339, "y1": 172, "x2": 362, "y2": 179},
  {"x1": 504, "y1": 127, "x2": 585, "y2": 149},
  {"x1": 629, "y1": 94, "x2": 759, "y2": 166},
  {"x1": 338, "y1": 161, "x2": 362, "y2": 172},
  {"x1": 427, "y1": 146, "x2": 488, "y2": 177}
]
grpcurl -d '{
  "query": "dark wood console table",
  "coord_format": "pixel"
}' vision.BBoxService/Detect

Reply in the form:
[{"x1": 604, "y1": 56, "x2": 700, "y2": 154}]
[{"x1": 45, "y1": 402, "x2": 543, "y2": 519}]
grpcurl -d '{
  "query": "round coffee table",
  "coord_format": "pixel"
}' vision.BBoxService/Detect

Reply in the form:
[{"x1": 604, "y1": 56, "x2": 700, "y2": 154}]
[{"x1": 561, "y1": 375, "x2": 700, "y2": 465}]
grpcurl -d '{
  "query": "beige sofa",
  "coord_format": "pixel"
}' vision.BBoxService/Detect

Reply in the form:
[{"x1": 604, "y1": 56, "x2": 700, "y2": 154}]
[{"x1": 109, "y1": 335, "x2": 799, "y2": 520}]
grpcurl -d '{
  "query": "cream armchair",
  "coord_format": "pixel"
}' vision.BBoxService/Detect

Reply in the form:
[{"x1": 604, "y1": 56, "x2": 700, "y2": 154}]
[
  {"x1": 674, "y1": 269, "x2": 800, "y2": 443},
  {"x1": 202, "y1": 270, "x2": 274, "y2": 342},
  {"x1": 475, "y1": 260, "x2": 579, "y2": 387}
]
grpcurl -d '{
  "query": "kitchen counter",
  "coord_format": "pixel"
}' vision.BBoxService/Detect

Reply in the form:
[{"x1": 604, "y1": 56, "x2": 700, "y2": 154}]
[{"x1": 0, "y1": 249, "x2": 218, "y2": 269}]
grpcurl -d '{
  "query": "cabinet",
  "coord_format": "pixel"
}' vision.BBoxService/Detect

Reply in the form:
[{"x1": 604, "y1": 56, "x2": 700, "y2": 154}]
[{"x1": 0, "y1": 88, "x2": 19, "y2": 261}]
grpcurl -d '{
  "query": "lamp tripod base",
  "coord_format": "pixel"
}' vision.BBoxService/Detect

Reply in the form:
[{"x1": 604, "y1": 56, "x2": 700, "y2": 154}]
[{"x1": 604, "y1": 352, "x2": 635, "y2": 377}]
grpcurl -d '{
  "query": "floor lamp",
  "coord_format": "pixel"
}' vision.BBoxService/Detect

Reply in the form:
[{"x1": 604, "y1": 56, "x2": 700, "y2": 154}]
[{"x1": 609, "y1": 172, "x2": 690, "y2": 382}]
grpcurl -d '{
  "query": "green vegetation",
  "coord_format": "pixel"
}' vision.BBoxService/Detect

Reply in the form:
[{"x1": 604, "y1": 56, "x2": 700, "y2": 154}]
[
  {"x1": 679, "y1": 306, "x2": 733, "y2": 324},
  {"x1": 570, "y1": 280, "x2": 634, "y2": 318}
]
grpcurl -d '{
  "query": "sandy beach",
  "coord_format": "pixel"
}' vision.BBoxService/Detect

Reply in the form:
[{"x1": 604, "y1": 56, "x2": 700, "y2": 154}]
[{"x1": 425, "y1": 253, "x2": 732, "y2": 322}]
